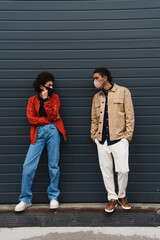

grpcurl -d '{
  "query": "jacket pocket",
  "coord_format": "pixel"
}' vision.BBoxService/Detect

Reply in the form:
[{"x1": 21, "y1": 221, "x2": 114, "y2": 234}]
[
  {"x1": 95, "y1": 104, "x2": 101, "y2": 115},
  {"x1": 49, "y1": 123, "x2": 56, "y2": 129},
  {"x1": 113, "y1": 98, "x2": 123, "y2": 104},
  {"x1": 113, "y1": 98, "x2": 124, "y2": 112},
  {"x1": 95, "y1": 104, "x2": 100, "y2": 108}
]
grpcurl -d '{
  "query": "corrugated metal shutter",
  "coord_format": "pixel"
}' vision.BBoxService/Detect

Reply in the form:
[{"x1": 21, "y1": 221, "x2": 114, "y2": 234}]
[{"x1": 0, "y1": 0, "x2": 160, "y2": 203}]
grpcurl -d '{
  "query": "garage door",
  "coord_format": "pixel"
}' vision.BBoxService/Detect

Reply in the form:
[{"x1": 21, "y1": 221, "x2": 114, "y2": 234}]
[{"x1": 0, "y1": 0, "x2": 160, "y2": 203}]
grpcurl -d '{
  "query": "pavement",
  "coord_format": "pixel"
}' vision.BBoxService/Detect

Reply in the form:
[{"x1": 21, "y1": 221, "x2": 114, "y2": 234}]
[
  {"x1": 1, "y1": 227, "x2": 160, "y2": 240},
  {"x1": 0, "y1": 203, "x2": 160, "y2": 239}
]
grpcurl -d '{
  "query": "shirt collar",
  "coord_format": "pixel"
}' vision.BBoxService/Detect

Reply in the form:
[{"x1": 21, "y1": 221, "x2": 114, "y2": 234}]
[
  {"x1": 99, "y1": 83, "x2": 118, "y2": 95},
  {"x1": 102, "y1": 83, "x2": 114, "y2": 94}
]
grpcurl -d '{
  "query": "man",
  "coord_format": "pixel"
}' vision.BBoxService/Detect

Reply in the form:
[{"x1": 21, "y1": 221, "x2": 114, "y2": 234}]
[
  {"x1": 15, "y1": 72, "x2": 66, "y2": 212},
  {"x1": 91, "y1": 68, "x2": 134, "y2": 213}
]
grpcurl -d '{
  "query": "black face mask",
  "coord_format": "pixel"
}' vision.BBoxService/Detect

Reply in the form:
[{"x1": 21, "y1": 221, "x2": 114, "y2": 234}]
[{"x1": 45, "y1": 86, "x2": 54, "y2": 96}]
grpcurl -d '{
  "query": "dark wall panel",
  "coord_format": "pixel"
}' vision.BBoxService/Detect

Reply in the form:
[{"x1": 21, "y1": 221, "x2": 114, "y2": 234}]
[{"x1": 0, "y1": 0, "x2": 160, "y2": 203}]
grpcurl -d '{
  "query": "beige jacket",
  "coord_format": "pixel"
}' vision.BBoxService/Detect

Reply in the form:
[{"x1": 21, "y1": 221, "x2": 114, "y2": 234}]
[{"x1": 91, "y1": 84, "x2": 134, "y2": 142}]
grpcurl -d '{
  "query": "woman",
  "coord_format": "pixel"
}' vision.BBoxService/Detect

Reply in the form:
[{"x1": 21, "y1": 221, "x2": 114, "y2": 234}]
[{"x1": 15, "y1": 72, "x2": 66, "y2": 212}]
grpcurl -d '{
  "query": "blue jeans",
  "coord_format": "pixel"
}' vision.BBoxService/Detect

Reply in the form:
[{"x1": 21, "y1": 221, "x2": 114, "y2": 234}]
[{"x1": 19, "y1": 123, "x2": 60, "y2": 204}]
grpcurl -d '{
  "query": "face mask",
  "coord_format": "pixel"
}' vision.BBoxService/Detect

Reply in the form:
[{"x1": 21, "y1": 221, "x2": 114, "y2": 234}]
[
  {"x1": 45, "y1": 86, "x2": 54, "y2": 96},
  {"x1": 94, "y1": 77, "x2": 107, "y2": 89}
]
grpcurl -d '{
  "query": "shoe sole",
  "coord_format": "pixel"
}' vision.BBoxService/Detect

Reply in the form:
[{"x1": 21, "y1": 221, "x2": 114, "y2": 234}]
[
  {"x1": 118, "y1": 200, "x2": 131, "y2": 210},
  {"x1": 15, "y1": 203, "x2": 32, "y2": 212},
  {"x1": 105, "y1": 204, "x2": 117, "y2": 213},
  {"x1": 50, "y1": 205, "x2": 59, "y2": 210}
]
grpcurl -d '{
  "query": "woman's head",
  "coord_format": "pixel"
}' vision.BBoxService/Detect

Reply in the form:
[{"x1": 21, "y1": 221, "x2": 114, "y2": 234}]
[{"x1": 33, "y1": 72, "x2": 55, "y2": 93}]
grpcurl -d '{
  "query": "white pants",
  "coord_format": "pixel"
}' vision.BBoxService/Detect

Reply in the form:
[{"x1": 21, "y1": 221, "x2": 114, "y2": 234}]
[{"x1": 95, "y1": 138, "x2": 129, "y2": 201}]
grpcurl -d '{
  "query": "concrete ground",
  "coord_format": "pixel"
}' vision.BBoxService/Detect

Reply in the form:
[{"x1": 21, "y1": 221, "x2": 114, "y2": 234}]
[{"x1": 0, "y1": 227, "x2": 160, "y2": 240}]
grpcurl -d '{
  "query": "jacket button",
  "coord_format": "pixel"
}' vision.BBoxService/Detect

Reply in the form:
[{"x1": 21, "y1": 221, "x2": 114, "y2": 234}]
[
  {"x1": 100, "y1": 111, "x2": 102, "y2": 113},
  {"x1": 99, "y1": 132, "x2": 101, "y2": 134},
  {"x1": 102, "y1": 102, "x2": 104, "y2": 103},
  {"x1": 100, "y1": 122, "x2": 102, "y2": 124}
]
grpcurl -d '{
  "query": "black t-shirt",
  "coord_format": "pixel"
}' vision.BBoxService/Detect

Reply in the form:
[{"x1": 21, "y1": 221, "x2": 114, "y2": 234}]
[{"x1": 38, "y1": 95, "x2": 49, "y2": 117}]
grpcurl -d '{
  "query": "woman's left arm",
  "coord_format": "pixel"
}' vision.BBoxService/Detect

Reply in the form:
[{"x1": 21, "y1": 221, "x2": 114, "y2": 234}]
[{"x1": 43, "y1": 94, "x2": 60, "y2": 121}]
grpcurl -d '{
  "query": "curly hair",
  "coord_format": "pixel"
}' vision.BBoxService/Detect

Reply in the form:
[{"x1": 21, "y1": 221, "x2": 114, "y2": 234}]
[
  {"x1": 93, "y1": 67, "x2": 113, "y2": 83},
  {"x1": 33, "y1": 72, "x2": 55, "y2": 93}
]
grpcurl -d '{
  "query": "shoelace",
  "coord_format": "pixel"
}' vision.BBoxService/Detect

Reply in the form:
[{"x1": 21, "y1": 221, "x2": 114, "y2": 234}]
[
  {"x1": 123, "y1": 197, "x2": 129, "y2": 205},
  {"x1": 108, "y1": 200, "x2": 116, "y2": 206}
]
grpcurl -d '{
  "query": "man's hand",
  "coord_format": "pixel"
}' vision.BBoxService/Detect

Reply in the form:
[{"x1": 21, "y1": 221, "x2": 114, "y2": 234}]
[{"x1": 126, "y1": 139, "x2": 130, "y2": 143}]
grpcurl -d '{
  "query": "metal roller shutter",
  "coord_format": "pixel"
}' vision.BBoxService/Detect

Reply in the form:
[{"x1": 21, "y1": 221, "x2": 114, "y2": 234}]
[{"x1": 0, "y1": 0, "x2": 160, "y2": 203}]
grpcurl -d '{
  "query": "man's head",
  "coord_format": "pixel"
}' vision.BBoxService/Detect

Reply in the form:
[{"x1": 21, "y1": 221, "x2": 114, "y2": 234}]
[
  {"x1": 93, "y1": 67, "x2": 112, "y2": 89},
  {"x1": 33, "y1": 71, "x2": 55, "y2": 93}
]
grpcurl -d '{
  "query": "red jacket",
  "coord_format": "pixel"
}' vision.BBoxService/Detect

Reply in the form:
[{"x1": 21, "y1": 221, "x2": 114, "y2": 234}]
[{"x1": 26, "y1": 93, "x2": 67, "y2": 144}]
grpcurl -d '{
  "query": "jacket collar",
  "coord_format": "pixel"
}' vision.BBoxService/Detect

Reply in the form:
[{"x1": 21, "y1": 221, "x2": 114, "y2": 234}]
[{"x1": 99, "y1": 83, "x2": 118, "y2": 95}]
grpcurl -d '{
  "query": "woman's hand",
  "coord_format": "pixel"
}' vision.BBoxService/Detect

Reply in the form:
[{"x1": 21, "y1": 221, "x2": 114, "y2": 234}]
[
  {"x1": 54, "y1": 114, "x2": 60, "y2": 121},
  {"x1": 40, "y1": 86, "x2": 48, "y2": 99}
]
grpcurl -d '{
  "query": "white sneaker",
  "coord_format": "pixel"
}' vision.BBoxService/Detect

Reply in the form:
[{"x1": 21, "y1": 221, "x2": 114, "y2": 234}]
[
  {"x1": 15, "y1": 201, "x2": 32, "y2": 212},
  {"x1": 50, "y1": 199, "x2": 59, "y2": 209}
]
